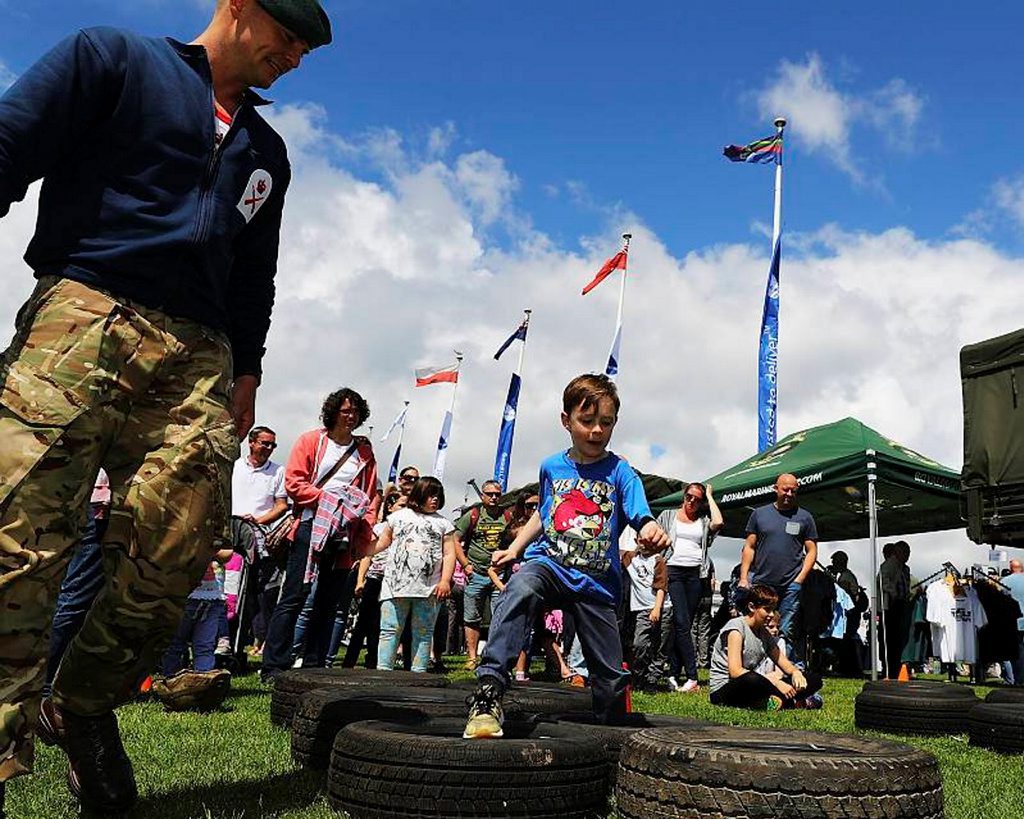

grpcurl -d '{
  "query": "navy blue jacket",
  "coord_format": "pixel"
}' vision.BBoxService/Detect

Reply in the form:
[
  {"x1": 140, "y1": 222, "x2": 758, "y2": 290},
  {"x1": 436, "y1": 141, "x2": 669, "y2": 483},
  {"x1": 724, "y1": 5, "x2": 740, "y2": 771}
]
[{"x1": 0, "y1": 27, "x2": 291, "y2": 379}]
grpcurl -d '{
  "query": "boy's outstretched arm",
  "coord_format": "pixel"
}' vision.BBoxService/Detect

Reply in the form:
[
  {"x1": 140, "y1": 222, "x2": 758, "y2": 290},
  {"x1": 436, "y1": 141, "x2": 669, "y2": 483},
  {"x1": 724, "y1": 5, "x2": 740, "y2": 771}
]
[
  {"x1": 492, "y1": 511, "x2": 542, "y2": 567},
  {"x1": 636, "y1": 519, "x2": 670, "y2": 552}
]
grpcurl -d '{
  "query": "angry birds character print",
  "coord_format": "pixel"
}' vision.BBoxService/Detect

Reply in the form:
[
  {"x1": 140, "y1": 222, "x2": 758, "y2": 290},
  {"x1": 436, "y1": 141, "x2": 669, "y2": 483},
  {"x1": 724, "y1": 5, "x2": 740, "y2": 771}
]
[{"x1": 548, "y1": 487, "x2": 613, "y2": 573}]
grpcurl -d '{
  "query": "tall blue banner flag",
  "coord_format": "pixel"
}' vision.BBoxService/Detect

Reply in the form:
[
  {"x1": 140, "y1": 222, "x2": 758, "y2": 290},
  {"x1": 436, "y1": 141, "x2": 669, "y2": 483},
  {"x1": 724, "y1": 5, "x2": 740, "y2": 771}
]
[
  {"x1": 388, "y1": 443, "x2": 402, "y2": 483},
  {"x1": 757, "y1": 238, "x2": 781, "y2": 452},
  {"x1": 493, "y1": 372, "x2": 522, "y2": 491}
]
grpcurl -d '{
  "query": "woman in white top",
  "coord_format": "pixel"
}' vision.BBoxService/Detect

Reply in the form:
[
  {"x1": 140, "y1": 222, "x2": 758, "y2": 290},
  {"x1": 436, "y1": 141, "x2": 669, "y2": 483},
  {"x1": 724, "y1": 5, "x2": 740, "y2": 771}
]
[{"x1": 654, "y1": 482, "x2": 723, "y2": 692}]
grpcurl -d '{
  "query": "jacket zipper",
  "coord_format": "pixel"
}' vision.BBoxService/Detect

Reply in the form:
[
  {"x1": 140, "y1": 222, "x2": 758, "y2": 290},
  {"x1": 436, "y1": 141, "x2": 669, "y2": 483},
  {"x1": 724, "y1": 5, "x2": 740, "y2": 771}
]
[{"x1": 191, "y1": 87, "x2": 242, "y2": 247}]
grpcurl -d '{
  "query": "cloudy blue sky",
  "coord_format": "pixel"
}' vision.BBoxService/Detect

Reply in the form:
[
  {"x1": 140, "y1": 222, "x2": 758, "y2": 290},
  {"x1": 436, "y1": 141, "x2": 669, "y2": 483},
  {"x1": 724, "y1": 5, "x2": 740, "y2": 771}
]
[{"x1": 2, "y1": 0, "x2": 1022, "y2": 583}]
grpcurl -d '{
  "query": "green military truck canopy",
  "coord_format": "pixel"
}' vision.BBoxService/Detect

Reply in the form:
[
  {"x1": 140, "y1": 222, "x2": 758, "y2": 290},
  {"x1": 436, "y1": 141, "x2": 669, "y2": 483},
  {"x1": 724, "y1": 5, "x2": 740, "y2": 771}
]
[{"x1": 651, "y1": 417, "x2": 962, "y2": 541}]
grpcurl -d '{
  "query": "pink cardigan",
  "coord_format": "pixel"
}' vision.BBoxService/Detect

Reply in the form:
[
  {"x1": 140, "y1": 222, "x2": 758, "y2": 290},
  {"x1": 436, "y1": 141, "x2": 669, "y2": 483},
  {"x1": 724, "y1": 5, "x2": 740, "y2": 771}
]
[{"x1": 285, "y1": 429, "x2": 380, "y2": 568}]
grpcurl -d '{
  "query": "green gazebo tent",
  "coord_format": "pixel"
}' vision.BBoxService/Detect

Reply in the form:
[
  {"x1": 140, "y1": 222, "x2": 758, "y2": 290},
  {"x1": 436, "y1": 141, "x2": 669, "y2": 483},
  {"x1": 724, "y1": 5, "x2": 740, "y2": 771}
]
[
  {"x1": 651, "y1": 417, "x2": 962, "y2": 681},
  {"x1": 651, "y1": 416, "x2": 961, "y2": 540}
]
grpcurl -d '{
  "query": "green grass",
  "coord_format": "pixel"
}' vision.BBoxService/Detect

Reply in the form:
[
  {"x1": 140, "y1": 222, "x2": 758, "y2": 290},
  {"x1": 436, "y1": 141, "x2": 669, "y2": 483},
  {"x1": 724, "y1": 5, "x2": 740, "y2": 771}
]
[{"x1": 6, "y1": 662, "x2": 1024, "y2": 818}]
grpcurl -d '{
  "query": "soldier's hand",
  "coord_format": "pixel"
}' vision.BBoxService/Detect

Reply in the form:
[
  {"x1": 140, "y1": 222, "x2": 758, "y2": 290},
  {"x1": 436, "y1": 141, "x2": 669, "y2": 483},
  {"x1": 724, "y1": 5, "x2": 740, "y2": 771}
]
[{"x1": 231, "y1": 375, "x2": 259, "y2": 438}]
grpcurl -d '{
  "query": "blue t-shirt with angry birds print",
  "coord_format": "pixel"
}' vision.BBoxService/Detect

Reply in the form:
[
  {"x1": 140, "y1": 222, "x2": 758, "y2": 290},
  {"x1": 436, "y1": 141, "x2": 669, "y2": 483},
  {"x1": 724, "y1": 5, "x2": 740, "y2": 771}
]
[{"x1": 523, "y1": 450, "x2": 652, "y2": 604}]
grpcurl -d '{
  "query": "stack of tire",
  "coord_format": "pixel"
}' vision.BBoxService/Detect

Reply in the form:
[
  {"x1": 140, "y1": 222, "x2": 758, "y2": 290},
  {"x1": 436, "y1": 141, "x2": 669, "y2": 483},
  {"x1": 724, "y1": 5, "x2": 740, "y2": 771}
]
[
  {"x1": 969, "y1": 688, "x2": 1024, "y2": 754},
  {"x1": 292, "y1": 680, "x2": 594, "y2": 770},
  {"x1": 269, "y1": 667, "x2": 449, "y2": 727},
  {"x1": 616, "y1": 725, "x2": 944, "y2": 818},
  {"x1": 854, "y1": 679, "x2": 979, "y2": 735}
]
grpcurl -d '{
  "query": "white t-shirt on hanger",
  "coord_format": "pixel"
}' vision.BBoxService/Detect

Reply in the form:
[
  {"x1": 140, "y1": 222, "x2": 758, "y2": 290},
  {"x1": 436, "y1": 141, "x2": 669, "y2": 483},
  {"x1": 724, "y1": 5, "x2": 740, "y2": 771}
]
[{"x1": 925, "y1": 581, "x2": 988, "y2": 664}]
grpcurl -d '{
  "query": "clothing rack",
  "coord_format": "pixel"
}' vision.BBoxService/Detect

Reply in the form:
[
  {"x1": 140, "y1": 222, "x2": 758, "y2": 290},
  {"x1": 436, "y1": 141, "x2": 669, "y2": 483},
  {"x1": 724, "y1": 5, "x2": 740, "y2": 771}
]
[
  {"x1": 968, "y1": 565, "x2": 1009, "y2": 590},
  {"x1": 911, "y1": 561, "x2": 961, "y2": 592}
]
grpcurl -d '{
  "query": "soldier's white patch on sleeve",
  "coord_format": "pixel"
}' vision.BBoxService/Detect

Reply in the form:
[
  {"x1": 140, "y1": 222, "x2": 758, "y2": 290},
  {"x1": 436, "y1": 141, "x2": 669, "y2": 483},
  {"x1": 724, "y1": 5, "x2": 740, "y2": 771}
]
[{"x1": 237, "y1": 169, "x2": 273, "y2": 223}]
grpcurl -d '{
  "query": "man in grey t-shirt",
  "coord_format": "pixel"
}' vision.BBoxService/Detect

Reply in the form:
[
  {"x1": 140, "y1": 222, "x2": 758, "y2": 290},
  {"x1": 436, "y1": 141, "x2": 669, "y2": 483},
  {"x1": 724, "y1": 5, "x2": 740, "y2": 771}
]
[{"x1": 737, "y1": 473, "x2": 818, "y2": 658}]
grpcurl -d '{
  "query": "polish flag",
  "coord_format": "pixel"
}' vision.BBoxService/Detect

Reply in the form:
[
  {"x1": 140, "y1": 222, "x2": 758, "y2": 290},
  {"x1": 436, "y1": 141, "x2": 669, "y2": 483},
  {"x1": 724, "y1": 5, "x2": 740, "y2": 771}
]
[
  {"x1": 581, "y1": 250, "x2": 628, "y2": 295},
  {"x1": 415, "y1": 364, "x2": 460, "y2": 387}
]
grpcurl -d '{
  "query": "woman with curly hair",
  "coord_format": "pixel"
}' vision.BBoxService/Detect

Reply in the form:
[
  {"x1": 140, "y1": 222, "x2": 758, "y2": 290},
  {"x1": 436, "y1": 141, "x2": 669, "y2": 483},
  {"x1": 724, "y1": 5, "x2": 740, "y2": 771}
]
[{"x1": 260, "y1": 388, "x2": 379, "y2": 681}]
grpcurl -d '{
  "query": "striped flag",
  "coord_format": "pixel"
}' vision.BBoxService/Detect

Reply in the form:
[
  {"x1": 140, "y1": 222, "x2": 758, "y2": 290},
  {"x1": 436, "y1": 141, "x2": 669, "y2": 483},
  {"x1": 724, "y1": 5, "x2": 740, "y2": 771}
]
[
  {"x1": 723, "y1": 134, "x2": 782, "y2": 164},
  {"x1": 581, "y1": 250, "x2": 627, "y2": 296},
  {"x1": 415, "y1": 363, "x2": 460, "y2": 387}
]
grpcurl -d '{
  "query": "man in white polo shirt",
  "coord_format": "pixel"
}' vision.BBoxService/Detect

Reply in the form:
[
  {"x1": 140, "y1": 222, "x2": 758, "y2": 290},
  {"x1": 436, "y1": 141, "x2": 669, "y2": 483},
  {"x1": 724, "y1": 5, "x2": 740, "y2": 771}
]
[{"x1": 228, "y1": 425, "x2": 289, "y2": 654}]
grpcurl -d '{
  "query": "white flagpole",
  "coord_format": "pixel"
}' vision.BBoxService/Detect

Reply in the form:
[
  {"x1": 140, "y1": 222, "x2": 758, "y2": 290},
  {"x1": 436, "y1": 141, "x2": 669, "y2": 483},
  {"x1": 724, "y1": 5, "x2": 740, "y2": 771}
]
[
  {"x1": 515, "y1": 309, "x2": 532, "y2": 378},
  {"x1": 772, "y1": 117, "x2": 785, "y2": 248},
  {"x1": 606, "y1": 233, "x2": 631, "y2": 381},
  {"x1": 433, "y1": 352, "x2": 463, "y2": 480}
]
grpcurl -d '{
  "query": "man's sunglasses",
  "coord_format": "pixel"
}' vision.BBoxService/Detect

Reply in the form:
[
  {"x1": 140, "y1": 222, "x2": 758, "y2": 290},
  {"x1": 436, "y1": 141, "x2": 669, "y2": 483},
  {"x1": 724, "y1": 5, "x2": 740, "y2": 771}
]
[
  {"x1": 399, "y1": 474, "x2": 417, "y2": 481},
  {"x1": 482, "y1": 491, "x2": 502, "y2": 498},
  {"x1": 253, "y1": 441, "x2": 277, "y2": 449}
]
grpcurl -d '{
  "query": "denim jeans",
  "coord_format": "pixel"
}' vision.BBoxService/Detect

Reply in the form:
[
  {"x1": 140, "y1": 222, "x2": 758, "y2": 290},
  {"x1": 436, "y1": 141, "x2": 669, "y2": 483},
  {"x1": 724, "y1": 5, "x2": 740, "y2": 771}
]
[
  {"x1": 161, "y1": 598, "x2": 226, "y2": 675},
  {"x1": 377, "y1": 597, "x2": 440, "y2": 672},
  {"x1": 261, "y1": 521, "x2": 314, "y2": 674},
  {"x1": 776, "y1": 581, "x2": 803, "y2": 661},
  {"x1": 666, "y1": 565, "x2": 703, "y2": 681},
  {"x1": 477, "y1": 561, "x2": 627, "y2": 723},
  {"x1": 44, "y1": 512, "x2": 108, "y2": 696}
]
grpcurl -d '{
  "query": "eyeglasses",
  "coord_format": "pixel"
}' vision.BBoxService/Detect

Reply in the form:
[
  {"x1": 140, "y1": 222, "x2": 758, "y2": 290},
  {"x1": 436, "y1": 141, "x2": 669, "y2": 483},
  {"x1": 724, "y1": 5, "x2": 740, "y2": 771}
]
[
  {"x1": 524, "y1": 502, "x2": 538, "y2": 510},
  {"x1": 482, "y1": 491, "x2": 502, "y2": 498},
  {"x1": 253, "y1": 441, "x2": 277, "y2": 449},
  {"x1": 399, "y1": 474, "x2": 417, "y2": 481},
  {"x1": 684, "y1": 493, "x2": 702, "y2": 502},
  {"x1": 337, "y1": 408, "x2": 360, "y2": 417}
]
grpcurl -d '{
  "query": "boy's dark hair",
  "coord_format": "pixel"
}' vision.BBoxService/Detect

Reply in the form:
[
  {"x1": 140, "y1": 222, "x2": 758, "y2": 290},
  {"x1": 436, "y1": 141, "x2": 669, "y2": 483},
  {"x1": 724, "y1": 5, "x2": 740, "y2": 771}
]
[
  {"x1": 562, "y1": 373, "x2": 620, "y2": 415},
  {"x1": 407, "y1": 476, "x2": 445, "y2": 512},
  {"x1": 321, "y1": 387, "x2": 370, "y2": 429},
  {"x1": 248, "y1": 425, "x2": 275, "y2": 441},
  {"x1": 746, "y1": 584, "x2": 779, "y2": 611}
]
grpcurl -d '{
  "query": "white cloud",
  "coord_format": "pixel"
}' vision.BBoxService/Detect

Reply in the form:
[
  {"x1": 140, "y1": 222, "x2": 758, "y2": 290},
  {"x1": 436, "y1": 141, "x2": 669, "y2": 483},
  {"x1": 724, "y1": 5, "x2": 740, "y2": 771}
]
[
  {"x1": 993, "y1": 174, "x2": 1024, "y2": 230},
  {"x1": 0, "y1": 59, "x2": 16, "y2": 91},
  {"x1": 0, "y1": 105, "x2": 1013, "y2": 591},
  {"x1": 756, "y1": 53, "x2": 925, "y2": 184}
]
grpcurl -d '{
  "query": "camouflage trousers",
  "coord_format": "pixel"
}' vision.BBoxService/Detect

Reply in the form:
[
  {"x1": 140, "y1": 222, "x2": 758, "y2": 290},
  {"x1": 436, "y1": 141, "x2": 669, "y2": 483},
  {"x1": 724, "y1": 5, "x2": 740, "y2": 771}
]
[{"x1": 0, "y1": 276, "x2": 238, "y2": 780}]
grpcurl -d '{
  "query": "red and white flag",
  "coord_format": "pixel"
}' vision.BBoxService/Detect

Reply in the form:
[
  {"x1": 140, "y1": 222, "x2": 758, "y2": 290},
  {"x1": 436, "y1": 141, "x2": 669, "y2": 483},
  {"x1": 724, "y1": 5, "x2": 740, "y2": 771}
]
[
  {"x1": 415, "y1": 363, "x2": 460, "y2": 387},
  {"x1": 581, "y1": 250, "x2": 628, "y2": 296}
]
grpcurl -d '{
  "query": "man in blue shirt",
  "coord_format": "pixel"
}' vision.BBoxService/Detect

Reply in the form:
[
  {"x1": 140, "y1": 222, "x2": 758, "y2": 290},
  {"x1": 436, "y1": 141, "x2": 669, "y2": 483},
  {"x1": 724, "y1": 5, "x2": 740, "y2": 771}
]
[
  {"x1": 738, "y1": 473, "x2": 818, "y2": 661},
  {"x1": 463, "y1": 374, "x2": 670, "y2": 738},
  {"x1": 0, "y1": 1, "x2": 331, "y2": 813}
]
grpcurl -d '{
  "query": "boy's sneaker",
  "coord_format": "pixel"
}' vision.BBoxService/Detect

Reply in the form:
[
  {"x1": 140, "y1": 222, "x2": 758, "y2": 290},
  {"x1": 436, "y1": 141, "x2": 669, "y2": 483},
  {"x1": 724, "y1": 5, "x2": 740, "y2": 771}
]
[
  {"x1": 665, "y1": 676, "x2": 681, "y2": 692},
  {"x1": 463, "y1": 679, "x2": 505, "y2": 739},
  {"x1": 765, "y1": 695, "x2": 784, "y2": 711},
  {"x1": 680, "y1": 679, "x2": 701, "y2": 694}
]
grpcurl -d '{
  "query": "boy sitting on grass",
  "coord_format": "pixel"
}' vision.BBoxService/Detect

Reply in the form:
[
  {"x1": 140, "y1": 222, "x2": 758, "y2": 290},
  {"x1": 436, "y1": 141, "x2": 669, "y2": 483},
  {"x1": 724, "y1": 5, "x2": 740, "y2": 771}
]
[
  {"x1": 709, "y1": 583, "x2": 823, "y2": 709},
  {"x1": 464, "y1": 373, "x2": 670, "y2": 738}
]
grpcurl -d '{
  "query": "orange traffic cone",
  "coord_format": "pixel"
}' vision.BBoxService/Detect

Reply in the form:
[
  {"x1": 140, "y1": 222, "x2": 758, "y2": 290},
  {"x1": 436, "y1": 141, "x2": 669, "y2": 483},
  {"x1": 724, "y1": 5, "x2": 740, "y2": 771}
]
[{"x1": 897, "y1": 663, "x2": 910, "y2": 682}]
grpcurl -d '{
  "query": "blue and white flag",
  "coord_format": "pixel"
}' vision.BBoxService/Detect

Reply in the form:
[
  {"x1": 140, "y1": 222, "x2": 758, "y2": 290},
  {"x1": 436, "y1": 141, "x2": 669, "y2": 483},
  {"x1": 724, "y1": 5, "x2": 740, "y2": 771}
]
[
  {"x1": 433, "y1": 410, "x2": 453, "y2": 480},
  {"x1": 605, "y1": 322, "x2": 622, "y2": 379},
  {"x1": 493, "y1": 373, "x2": 522, "y2": 491},
  {"x1": 380, "y1": 405, "x2": 408, "y2": 442},
  {"x1": 388, "y1": 443, "x2": 403, "y2": 484},
  {"x1": 757, "y1": 238, "x2": 781, "y2": 452},
  {"x1": 494, "y1": 320, "x2": 528, "y2": 360}
]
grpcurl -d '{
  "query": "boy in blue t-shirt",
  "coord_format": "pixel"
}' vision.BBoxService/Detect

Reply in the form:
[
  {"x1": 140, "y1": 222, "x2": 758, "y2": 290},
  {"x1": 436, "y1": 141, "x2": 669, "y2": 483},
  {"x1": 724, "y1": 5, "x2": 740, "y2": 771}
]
[{"x1": 464, "y1": 374, "x2": 670, "y2": 738}]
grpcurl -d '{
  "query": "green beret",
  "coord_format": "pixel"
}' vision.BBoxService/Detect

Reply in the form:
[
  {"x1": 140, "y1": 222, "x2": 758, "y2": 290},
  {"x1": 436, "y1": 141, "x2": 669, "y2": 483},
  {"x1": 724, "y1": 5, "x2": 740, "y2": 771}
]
[{"x1": 257, "y1": 0, "x2": 332, "y2": 48}]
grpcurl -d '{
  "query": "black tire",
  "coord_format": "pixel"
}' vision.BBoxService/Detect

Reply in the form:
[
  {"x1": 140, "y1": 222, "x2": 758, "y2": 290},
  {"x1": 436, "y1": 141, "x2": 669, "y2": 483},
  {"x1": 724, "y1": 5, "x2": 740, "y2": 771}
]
[
  {"x1": 861, "y1": 679, "x2": 978, "y2": 698},
  {"x1": 291, "y1": 686, "x2": 471, "y2": 769},
  {"x1": 985, "y1": 688, "x2": 1024, "y2": 705},
  {"x1": 542, "y1": 713, "x2": 710, "y2": 788},
  {"x1": 270, "y1": 668, "x2": 448, "y2": 727},
  {"x1": 454, "y1": 679, "x2": 594, "y2": 717},
  {"x1": 327, "y1": 717, "x2": 610, "y2": 818},
  {"x1": 616, "y1": 725, "x2": 943, "y2": 818},
  {"x1": 969, "y1": 702, "x2": 1024, "y2": 753},
  {"x1": 855, "y1": 687, "x2": 978, "y2": 735}
]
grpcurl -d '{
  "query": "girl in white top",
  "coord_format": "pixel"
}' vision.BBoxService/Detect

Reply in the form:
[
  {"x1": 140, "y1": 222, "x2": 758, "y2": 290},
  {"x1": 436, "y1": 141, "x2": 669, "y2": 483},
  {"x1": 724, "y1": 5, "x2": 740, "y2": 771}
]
[
  {"x1": 653, "y1": 482, "x2": 724, "y2": 693},
  {"x1": 373, "y1": 477, "x2": 456, "y2": 672}
]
